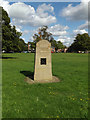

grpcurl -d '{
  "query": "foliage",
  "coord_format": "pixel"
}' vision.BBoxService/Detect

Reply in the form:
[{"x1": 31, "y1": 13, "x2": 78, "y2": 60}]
[
  {"x1": 2, "y1": 53, "x2": 88, "y2": 118},
  {"x1": 28, "y1": 42, "x2": 36, "y2": 51},
  {"x1": 33, "y1": 26, "x2": 66, "y2": 50},
  {"x1": 2, "y1": 8, "x2": 27, "y2": 52},
  {"x1": 33, "y1": 26, "x2": 54, "y2": 43},
  {"x1": 51, "y1": 40, "x2": 66, "y2": 50},
  {"x1": 68, "y1": 33, "x2": 90, "y2": 52}
]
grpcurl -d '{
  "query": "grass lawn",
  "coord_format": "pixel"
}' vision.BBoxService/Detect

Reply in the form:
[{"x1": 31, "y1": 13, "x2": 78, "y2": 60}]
[{"x1": 2, "y1": 53, "x2": 88, "y2": 118}]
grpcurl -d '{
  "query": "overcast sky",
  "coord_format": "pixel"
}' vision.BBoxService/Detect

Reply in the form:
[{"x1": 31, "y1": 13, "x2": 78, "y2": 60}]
[{"x1": 0, "y1": 0, "x2": 89, "y2": 47}]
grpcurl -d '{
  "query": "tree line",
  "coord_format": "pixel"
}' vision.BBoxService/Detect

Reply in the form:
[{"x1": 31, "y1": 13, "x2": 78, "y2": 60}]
[
  {"x1": 2, "y1": 8, "x2": 66, "y2": 53},
  {"x1": 2, "y1": 7, "x2": 90, "y2": 53},
  {"x1": 67, "y1": 33, "x2": 90, "y2": 52}
]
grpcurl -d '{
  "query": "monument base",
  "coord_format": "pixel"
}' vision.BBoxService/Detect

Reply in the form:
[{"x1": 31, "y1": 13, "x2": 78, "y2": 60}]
[{"x1": 24, "y1": 76, "x2": 60, "y2": 84}]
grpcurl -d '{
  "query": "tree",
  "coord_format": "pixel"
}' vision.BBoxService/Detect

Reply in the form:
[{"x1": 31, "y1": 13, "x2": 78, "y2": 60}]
[
  {"x1": 2, "y1": 8, "x2": 27, "y2": 52},
  {"x1": 50, "y1": 39, "x2": 58, "y2": 50},
  {"x1": 57, "y1": 41, "x2": 66, "y2": 49},
  {"x1": 2, "y1": 8, "x2": 12, "y2": 52},
  {"x1": 50, "y1": 40, "x2": 66, "y2": 50},
  {"x1": 33, "y1": 25, "x2": 65, "y2": 50},
  {"x1": 33, "y1": 26, "x2": 54, "y2": 43},
  {"x1": 68, "y1": 33, "x2": 90, "y2": 52},
  {"x1": 29, "y1": 42, "x2": 36, "y2": 51}
]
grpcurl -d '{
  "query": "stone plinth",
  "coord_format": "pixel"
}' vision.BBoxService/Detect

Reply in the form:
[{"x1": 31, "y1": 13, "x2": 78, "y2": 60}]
[{"x1": 34, "y1": 40, "x2": 52, "y2": 81}]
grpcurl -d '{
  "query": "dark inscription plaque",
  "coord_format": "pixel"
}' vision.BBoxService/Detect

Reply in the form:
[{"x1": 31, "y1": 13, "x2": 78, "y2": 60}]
[{"x1": 41, "y1": 58, "x2": 46, "y2": 65}]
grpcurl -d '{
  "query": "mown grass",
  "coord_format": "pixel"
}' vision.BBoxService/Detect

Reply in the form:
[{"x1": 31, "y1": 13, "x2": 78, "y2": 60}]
[{"x1": 2, "y1": 53, "x2": 88, "y2": 118}]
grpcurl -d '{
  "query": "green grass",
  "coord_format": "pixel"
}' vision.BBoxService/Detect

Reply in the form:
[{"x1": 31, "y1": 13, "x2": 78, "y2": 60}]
[{"x1": 2, "y1": 53, "x2": 88, "y2": 118}]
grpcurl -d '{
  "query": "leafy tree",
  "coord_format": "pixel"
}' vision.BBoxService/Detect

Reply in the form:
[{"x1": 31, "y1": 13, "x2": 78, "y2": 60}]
[
  {"x1": 2, "y1": 8, "x2": 27, "y2": 52},
  {"x1": 50, "y1": 40, "x2": 66, "y2": 50},
  {"x1": 29, "y1": 42, "x2": 35, "y2": 50},
  {"x1": 2, "y1": 8, "x2": 12, "y2": 52},
  {"x1": 33, "y1": 26, "x2": 54, "y2": 43},
  {"x1": 57, "y1": 41, "x2": 66, "y2": 49},
  {"x1": 33, "y1": 25, "x2": 65, "y2": 50},
  {"x1": 18, "y1": 38, "x2": 28, "y2": 52},
  {"x1": 50, "y1": 39, "x2": 58, "y2": 50},
  {"x1": 2, "y1": 7, "x2": 10, "y2": 26},
  {"x1": 68, "y1": 33, "x2": 90, "y2": 52}
]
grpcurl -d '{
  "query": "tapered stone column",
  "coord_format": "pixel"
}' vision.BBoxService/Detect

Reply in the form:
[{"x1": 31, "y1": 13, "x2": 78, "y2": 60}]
[{"x1": 34, "y1": 40, "x2": 52, "y2": 81}]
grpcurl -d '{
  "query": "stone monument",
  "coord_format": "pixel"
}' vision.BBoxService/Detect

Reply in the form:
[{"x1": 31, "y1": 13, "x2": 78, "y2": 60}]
[
  {"x1": 25, "y1": 39, "x2": 60, "y2": 84},
  {"x1": 34, "y1": 40, "x2": 52, "y2": 81}
]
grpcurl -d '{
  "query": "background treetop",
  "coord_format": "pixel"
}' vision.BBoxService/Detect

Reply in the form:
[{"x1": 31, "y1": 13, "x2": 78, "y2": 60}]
[{"x1": 33, "y1": 26, "x2": 66, "y2": 50}]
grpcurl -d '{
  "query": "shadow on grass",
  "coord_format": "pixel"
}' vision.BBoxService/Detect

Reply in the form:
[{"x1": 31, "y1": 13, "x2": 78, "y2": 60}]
[
  {"x1": 20, "y1": 71, "x2": 34, "y2": 80},
  {"x1": 1, "y1": 57, "x2": 17, "y2": 59}
]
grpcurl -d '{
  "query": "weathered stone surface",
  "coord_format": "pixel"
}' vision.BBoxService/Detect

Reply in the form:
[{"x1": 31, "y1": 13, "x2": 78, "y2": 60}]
[
  {"x1": 25, "y1": 76, "x2": 60, "y2": 84},
  {"x1": 34, "y1": 40, "x2": 52, "y2": 81}
]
